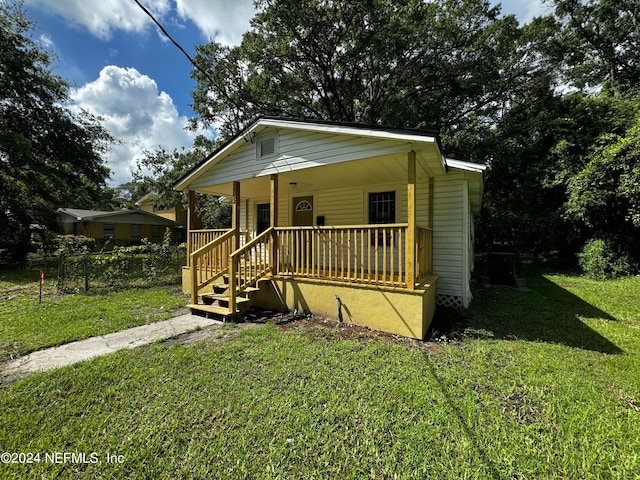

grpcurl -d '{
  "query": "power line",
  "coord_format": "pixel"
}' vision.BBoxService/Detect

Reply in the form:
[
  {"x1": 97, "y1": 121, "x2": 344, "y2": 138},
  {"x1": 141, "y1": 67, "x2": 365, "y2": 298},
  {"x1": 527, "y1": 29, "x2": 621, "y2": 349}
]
[{"x1": 133, "y1": 0, "x2": 215, "y2": 84}]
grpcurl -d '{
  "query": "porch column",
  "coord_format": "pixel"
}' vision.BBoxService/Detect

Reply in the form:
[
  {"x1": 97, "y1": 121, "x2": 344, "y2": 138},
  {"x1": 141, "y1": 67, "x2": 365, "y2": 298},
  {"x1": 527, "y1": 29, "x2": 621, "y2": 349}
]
[
  {"x1": 270, "y1": 174, "x2": 278, "y2": 274},
  {"x1": 428, "y1": 177, "x2": 434, "y2": 274},
  {"x1": 406, "y1": 151, "x2": 416, "y2": 291},
  {"x1": 232, "y1": 181, "x2": 241, "y2": 250},
  {"x1": 245, "y1": 198, "x2": 250, "y2": 242},
  {"x1": 187, "y1": 190, "x2": 196, "y2": 266}
]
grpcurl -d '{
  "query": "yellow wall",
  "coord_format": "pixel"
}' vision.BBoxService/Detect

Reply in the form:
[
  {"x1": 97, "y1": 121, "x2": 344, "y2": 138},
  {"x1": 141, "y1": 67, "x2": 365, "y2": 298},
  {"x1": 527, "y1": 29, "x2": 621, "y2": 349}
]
[
  {"x1": 81, "y1": 222, "x2": 171, "y2": 242},
  {"x1": 254, "y1": 277, "x2": 436, "y2": 339},
  {"x1": 182, "y1": 267, "x2": 437, "y2": 339},
  {"x1": 138, "y1": 198, "x2": 186, "y2": 224}
]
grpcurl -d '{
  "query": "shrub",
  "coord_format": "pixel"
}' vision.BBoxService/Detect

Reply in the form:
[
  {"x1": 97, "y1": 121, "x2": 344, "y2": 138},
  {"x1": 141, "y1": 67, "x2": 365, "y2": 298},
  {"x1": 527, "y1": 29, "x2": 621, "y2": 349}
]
[{"x1": 578, "y1": 238, "x2": 633, "y2": 279}]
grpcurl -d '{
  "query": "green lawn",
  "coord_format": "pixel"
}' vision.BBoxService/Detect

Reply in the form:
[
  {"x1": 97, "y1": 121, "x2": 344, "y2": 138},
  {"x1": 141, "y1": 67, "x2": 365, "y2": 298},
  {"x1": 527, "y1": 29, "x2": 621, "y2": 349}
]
[
  {"x1": 0, "y1": 268, "x2": 188, "y2": 362},
  {"x1": 0, "y1": 267, "x2": 639, "y2": 478}
]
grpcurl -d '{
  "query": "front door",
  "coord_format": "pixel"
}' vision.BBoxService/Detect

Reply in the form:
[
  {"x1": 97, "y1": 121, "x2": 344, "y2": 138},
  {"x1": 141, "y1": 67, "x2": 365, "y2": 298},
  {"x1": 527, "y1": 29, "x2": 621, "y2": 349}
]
[
  {"x1": 292, "y1": 196, "x2": 313, "y2": 226},
  {"x1": 256, "y1": 203, "x2": 270, "y2": 234},
  {"x1": 292, "y1": 196, "x2": 314, "y2": 272}
]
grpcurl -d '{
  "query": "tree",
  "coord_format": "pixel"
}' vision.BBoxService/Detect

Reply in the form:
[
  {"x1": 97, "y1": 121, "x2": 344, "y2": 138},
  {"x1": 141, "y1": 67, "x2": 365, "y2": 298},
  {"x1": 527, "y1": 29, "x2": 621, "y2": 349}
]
[
  {"x1": 565, "y1": 95, "x2": 640, "y2": 274},
  {"x1": 133, "y1": 136, "x2": 231, "y2": 229},
  {"x1": 548, "y1": 0, "x2": 640, "y2": 93},
  {"x1": 190, "y1": 0, "x2": 524, "y2": 140},
  {"x1": 0, "y1": 1, "x2": 112, "y2": 261}
]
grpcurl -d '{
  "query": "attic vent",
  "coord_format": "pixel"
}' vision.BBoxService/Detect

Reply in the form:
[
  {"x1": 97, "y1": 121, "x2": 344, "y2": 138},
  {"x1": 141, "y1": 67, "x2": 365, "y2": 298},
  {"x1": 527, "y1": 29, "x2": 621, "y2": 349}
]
[{"x1": 259, "y1": 137, "x2": 276, "y2": 157}]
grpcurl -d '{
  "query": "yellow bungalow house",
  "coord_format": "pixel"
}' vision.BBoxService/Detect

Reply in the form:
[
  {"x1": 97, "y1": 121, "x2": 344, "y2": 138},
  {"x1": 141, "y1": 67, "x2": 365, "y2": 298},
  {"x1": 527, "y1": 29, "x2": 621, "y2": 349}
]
[
  {"x1": 136, "y1": 192, "x2": 188, "y2": 225},
  {"x1": 175, "y1": 117, "x2": 485, "y2": 340},
  {"x1": 57, "y1": 208, "x2": 179, "y2": 247}
]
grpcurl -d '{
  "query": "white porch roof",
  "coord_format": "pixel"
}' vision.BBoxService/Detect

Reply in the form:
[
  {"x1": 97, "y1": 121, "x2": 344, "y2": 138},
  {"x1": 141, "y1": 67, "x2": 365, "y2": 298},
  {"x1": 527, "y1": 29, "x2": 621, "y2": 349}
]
[{"x1": 175, "y1": 117, "x2": 451, "y2": 195}]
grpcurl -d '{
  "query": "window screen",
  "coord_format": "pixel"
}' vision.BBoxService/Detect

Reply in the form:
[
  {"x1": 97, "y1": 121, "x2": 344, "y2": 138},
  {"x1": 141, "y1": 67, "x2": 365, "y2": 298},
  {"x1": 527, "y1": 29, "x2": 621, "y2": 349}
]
[
  {"x1": 103, "y1": 223, "x2": 115, "y2": 237},
  {"x1": 368, "y1": 191, "x2": 395, "y2": 224},
  {"x1": 131, "y1": 224, "x2": 142, "y2": 238}
]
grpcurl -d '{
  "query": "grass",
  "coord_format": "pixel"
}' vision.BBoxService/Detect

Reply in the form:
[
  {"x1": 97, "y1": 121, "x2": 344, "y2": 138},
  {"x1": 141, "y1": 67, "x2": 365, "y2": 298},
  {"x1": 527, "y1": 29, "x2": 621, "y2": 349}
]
[
  {"x1": 0, "y1": 267, "x2": 188, "y2": 362},
  {"x1": 0, "y1": 267, "x2": 639, "y2": 478}
]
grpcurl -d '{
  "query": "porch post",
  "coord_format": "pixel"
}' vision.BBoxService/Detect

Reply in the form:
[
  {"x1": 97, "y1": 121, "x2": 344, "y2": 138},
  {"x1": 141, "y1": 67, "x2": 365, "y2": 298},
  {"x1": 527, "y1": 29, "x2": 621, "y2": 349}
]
[
  {"x1": 232, "y1": 181, "x2": 241, "y2": 250},
  {"x1": 270, "y1": 174, "x2": 278, "y2": 274},
  {"x1": 245, "y1": 198, "x2": 250, "y2": 242},
  {"x1": 406, "y1": 151, "x2": 416, "y2": 291},
  {"x1": 187, "y1": 190, "x2": 197, "y2": 303},
  {"x1": 428, "y1": 177, "x2": 434, "y2": 274},
  {"x1": 187, "y1": 190, "x2": 196, "y2": 266}
]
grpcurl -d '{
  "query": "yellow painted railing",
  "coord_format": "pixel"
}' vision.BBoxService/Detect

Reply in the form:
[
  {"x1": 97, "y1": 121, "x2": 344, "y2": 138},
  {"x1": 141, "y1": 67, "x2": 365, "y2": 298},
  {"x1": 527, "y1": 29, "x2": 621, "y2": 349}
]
[
  {"x1": 275, "y1": 224, "x2": 409, "y2": 288},
  {"x1": 188, "y1": 229, "x2": 248, "y2": 266},
  {"x1": 228, "y1": 227, "x2": 273, "y2": 313},
  {"x1": 416, "y1": 226, "x2": 433, "y2": 282},
  {"x1": 190, "y1": 229, "x2": 237, "y2": 304},
  {"x1": 188, "y1": 224, "x2": 433, "y2": 306}
]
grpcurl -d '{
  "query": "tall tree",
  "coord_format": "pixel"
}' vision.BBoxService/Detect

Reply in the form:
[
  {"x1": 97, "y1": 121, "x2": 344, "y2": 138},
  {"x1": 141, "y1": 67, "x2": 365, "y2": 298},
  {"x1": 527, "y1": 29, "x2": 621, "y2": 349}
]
[
  {"x1": 565, "y1": 93, "x2": 640, "y2": 271},
  {"x1": 549, "y1": 0, "x2": 640, "y2": 93},
  {"x1": 190, "y1": 0, "x2": 523, "y2": 139},
  {"x1": 0, "y1": 1, "x2": 112, "y2": 261}
]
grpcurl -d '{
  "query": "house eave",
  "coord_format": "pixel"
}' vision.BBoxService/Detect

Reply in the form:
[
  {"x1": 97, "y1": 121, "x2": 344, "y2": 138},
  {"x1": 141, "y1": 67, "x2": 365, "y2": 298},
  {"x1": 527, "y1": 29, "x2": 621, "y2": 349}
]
[{"x1": 174, "y1": 117, "x2": 446, "y2": 192}]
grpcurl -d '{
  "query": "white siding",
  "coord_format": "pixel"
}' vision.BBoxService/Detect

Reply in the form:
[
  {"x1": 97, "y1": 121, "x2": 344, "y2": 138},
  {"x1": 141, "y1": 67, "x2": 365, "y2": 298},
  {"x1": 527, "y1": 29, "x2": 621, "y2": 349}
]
[
  {"x1": 416, "y1": 179, "x2": 431, "y2": 227},
  {"x1": 191, "y1": 130, "x2": 412, "y2": 189},
  {"x1": 432, "y1": 176, "x2": 464, "y2": 298}
]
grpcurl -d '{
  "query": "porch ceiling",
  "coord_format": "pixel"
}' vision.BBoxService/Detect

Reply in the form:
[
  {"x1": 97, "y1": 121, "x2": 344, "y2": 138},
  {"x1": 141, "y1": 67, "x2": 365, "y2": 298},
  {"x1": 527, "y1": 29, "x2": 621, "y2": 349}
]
[{"x1": 193, "y1": 149, "x2": 438, "y2": 199}]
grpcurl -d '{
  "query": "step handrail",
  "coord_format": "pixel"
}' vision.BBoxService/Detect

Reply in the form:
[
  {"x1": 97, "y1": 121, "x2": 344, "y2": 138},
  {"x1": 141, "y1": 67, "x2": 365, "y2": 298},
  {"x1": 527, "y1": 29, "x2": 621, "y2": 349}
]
[
  {"x1": 190, "y1": 229, "x2": 237, "y2": 304},
  {"x1": 228, "y1": 227, "x2": 274, "y2": 314}
]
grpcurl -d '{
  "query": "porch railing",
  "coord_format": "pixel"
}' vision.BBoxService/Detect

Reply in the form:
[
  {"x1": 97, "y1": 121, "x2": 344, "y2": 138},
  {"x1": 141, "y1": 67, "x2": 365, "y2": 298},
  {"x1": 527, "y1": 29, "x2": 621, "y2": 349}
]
[
  {"x1": 188, "y1": 224, "x2": 433, "y2": 300},
  {"x1": 188, "y1": 229, "x2": 248, "y2": 266},
  {"x1": 190, "y1": 229, "x2": 236, "y2": 303},
  {"x1": 275, "y1": 224, "x2": 410, "y2": 288}
]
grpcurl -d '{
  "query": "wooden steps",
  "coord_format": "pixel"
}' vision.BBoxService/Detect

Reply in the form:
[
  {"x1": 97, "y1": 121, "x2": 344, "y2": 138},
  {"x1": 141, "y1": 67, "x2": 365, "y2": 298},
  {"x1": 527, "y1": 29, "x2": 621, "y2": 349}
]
[{"x1": 189, "y1": 275, "x2": 264, "y2": 320}]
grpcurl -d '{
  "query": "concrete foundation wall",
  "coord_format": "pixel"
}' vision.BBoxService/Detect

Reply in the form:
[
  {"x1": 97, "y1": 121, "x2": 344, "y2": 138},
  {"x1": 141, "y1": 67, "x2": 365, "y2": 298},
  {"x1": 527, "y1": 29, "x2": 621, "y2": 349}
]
[{"x1": 253, "y1": 277, "x2": 436, "y2": 340}]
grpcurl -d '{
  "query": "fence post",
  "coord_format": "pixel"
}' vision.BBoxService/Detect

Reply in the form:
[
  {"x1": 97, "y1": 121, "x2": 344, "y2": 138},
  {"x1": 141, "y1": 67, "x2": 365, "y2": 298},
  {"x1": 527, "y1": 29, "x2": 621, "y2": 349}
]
[
  {"x1": 57, "y1": 252, "x2": 64, "y2": 294},
  {"x1": 84, "y1": 254, "x2": 89, "y2": 293}
]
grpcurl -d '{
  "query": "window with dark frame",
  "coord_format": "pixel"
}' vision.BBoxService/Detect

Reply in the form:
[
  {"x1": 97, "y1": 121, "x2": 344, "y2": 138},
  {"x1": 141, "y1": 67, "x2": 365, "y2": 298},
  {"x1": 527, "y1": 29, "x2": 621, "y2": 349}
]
[
  {"x1": 103, "y1": 223, "x2": 115, "y2": 237},
  {"x1": 151, "y1": 225, "x2": 162, "y2": 239},
  {"x1": 131, "y1": 224, "x2": 142, "y2": 238},
  {"x1": 368, "y1": 191, "x2": 395, "y2": 245}
]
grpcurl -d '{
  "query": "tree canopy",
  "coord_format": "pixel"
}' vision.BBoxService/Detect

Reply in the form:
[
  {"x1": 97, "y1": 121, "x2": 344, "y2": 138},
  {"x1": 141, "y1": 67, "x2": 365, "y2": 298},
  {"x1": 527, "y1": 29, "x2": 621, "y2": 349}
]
[
  {"x1": 191, "y1": 0, "x2": 525, "y2": 140},
  {"x1": 185, "y1": 0, "x2": 640, "y2": 276},
  {"x1": 0, "y1": 0, "x2": 112, "y2": 261}
]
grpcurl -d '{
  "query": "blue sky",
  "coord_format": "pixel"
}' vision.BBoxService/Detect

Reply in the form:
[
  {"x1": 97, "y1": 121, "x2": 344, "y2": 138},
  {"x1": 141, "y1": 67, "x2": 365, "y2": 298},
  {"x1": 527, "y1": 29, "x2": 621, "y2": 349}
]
[{"x1": 24, "y1": 0, "x2": 550, "y2": 186}]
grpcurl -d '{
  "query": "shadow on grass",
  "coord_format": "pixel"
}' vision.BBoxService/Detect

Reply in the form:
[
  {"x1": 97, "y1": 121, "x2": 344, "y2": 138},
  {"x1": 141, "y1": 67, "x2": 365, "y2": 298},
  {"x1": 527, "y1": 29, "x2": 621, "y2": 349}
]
[{"x1": 465, "y1": 269, "x2": 623, "y2": 355}]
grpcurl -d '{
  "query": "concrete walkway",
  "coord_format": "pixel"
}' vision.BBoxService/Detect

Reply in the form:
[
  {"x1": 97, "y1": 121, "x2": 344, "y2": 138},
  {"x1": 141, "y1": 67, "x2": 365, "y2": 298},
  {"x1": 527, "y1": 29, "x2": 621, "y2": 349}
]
[{"x1": 0, "y1": 314, "x2": 222, "y2": 380}]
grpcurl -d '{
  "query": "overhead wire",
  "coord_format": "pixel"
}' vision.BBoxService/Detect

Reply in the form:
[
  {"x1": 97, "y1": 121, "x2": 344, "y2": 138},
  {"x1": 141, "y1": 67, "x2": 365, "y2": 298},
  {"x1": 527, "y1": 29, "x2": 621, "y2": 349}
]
[{"x1": 132, "y1": 0, "x2": 215, "y2": 84}]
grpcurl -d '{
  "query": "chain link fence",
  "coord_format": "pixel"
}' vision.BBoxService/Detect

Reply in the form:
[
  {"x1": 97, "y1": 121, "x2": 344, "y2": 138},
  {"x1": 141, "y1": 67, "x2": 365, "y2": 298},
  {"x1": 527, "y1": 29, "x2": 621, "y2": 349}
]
[{"x1": 55, "y1": 246, "x2": 186, "y2": 294}]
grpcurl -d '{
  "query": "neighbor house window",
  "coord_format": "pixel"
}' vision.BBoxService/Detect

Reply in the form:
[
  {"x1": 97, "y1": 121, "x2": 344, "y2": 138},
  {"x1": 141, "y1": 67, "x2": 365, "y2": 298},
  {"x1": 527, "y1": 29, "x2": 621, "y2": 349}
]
[
  {"x1": 103, "y1": 223, "x2": 115, "y2": 237},
  {"x1": 369, "y1": 191, "x2": 396, "y2": 244},
  {"x1": 151, "y1": 225, "x2": 162, "y2": 239},
  {"x1": 131, "y1": 224, "x2": 142, "y2": 238}
]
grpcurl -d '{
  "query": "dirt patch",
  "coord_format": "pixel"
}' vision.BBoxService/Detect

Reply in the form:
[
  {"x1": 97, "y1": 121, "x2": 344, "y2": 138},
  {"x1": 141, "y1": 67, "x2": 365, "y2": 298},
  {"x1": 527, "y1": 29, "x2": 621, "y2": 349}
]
[{"x1": 247, "y1": 309, "x2": 442, "y2": 351}]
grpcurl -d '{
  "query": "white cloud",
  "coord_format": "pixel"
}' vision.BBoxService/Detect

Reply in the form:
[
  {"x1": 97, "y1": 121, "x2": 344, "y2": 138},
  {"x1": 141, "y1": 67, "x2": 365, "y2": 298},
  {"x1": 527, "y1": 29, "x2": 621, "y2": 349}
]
[
  {"x1": 26, "y1": 0, "x2": 171, "y2": 39},
  {"x1": 27, "y1": 0, "x2": 254, "y2": 45},
  {"x1": 175, "y1": 0, "x2": 254, "y2": 45},
  {"x1": 38, "y1": 33, "x2": 55, "y2": 50},
  {"x1": 71, "y1": 66, "x2": 208, "y2": 185}
]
